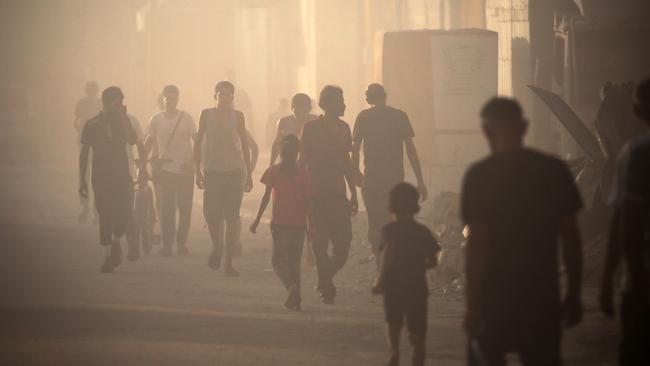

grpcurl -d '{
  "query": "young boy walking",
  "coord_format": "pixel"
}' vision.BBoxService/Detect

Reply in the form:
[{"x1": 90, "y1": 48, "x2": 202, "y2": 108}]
[
  {"x1": 372, "y1": 183, "x2": 440, "y2": 366},
  {"x1": 250, "y1": 135, "x2": 312, "y2": 310}
]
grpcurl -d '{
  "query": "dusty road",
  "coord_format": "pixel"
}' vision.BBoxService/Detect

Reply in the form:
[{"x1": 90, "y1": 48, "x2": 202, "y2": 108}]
[{"x1": 0, "y1": 159, "x2": 620, "y2": 366}]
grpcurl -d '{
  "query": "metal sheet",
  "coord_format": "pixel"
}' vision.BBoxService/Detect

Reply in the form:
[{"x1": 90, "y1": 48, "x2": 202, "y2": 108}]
[{"x1": 528, "y1": 85, "x2": 605, "y2": 167}]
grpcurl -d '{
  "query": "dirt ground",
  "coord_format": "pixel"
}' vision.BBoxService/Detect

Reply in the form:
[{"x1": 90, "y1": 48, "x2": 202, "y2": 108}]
[{"x1": 0, "y1": 156, "x2": 621, "y2": 366}]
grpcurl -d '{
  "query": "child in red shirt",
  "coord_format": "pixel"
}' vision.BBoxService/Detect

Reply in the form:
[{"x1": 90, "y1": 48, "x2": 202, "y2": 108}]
[{"x1": 251, "y1": 135, "x2": 313, "y2": 310}]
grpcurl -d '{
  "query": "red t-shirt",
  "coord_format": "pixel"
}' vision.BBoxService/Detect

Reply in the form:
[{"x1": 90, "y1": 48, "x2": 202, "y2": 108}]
[{"x1": 261, "y1": 165, "x2": 312, "y2": 227}]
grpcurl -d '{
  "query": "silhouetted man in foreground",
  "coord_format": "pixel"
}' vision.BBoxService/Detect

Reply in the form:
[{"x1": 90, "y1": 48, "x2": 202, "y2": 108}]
[
  {"x1": 353, "y1": 83, "x2": 427, "y2": 266},
  {"x1": 461, "y1": 98, "x2": 584, "y2": 366},
  {"x1": 300, "y1": 85, "x2": 357, "y2": 304},
  {"x1": 79, "y1": 87, "x2": 142, "y2": 273},
  {"x1": 600, "y1": 78, "x2": 650, "y2": 366},
  {"x1": 194, "y1": 81, "x2": 253, "y2": 277}
]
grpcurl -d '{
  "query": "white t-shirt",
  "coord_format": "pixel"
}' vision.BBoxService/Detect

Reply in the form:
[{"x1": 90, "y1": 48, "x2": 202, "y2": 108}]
[
  {"x1": 146, "y1": 110, "x2": 197, "y2": 175},
  {"x1": 127, "y1": 114, "x2": 145, "y2": 179}
]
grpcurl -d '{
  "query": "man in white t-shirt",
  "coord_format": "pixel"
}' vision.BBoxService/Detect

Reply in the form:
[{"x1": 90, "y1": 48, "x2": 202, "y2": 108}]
[{"x1": 144, "y1": 85, "x2": 197, "y2": 256}]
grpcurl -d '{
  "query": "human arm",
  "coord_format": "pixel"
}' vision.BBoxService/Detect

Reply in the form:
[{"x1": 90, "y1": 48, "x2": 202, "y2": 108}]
[
  {"x1": 270, "y1": 119, "x2": 284, "y2": 166},
  {"x1": 78, "y1": 144, "x2": 90, "y2": 198},
  {"x1": 142, "y1": 135, "x2": 154, "y2": 160},
  {"x1": 250, "y1": 184, "x2": 272, "y2": 233},
  {"x1": 193, "y1": 111, "x2": 207, "y2": 189},
  {"x1": 237, "y1": 113, "x2": 253, "y2": 192},
  {"x1": 351, "y1": 114, "x2": 363, "y2": 182},
  {"x1": 247, "y1": 129, "x2": 259, "y2": 173},
  {"x1": 405, "y1": 138, "x2": 427, "y2": 202},
  {"x1": 344, "y1": 124, "x2": 359, "y2": 215},
  {"x1": 346, "y1": 164, "x2": 359, "y2": 216},
  {"x1": 559, "y1": 213, "x2": 584, "y2": 328},
  {"x1": 130, "y1": 116, "x2": 148, "y2": 172},
  {"x1": 142, "y1": 116, "x2": 156, "y2": 160},
  {"x1": 349, "y1": 132, "x2": 363, "y2": 213},
  {"x1": 372, "y1": 238, "x2": 394, "y2": 295},
  {"x1": 298, "y1": 124, "x2": 310, "y2": 168}
]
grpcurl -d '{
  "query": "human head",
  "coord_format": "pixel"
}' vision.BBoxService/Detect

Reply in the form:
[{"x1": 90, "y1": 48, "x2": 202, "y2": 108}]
[
  {"x1": 214, "y1": 80, "x2": 235, "y2": 108},
  {"x1": 480, "y1": 97, "x2": 528, "y2": 152},
  {"x1": 291, "y1": 93, "x2": 312, "y2": 117},
  {"x1": 162, "y1": 84, "x2": 180, "y2": 112},
  {"x1": 85, "y1": 81, "x2": 99, "y2": 97},
  {"x1": 365, "y1": 83, "x2": 387, "y2": 106},
  {"x1": 389, "y1": 183, "x2": 420, "y2": 217},
  {"x1": 634, "y1": 78, "x2": 650, "y2": 125},
  {"x1": 101, "y1": 86, "x2": 124, "y2": 114},
  {"x1": 318, "y1": 85, "x2": 345, "y2": 117},
  {"x1": 280, "y1": 134, "x2": 301, "y2": 164}
]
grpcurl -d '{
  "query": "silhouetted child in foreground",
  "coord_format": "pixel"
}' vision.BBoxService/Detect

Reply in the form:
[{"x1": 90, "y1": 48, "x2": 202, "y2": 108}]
[
  {"x1": 372, "y1": 183, "x2": 440, "y2": 366},
  {"x1": 251, "y1": 135, "x2": 314, "y2": 310}
]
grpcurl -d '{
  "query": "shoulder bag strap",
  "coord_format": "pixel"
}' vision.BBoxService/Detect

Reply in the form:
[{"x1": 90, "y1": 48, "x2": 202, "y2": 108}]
[{"x1": 159, "y1": 111, "x2": 184, "y2": 159}]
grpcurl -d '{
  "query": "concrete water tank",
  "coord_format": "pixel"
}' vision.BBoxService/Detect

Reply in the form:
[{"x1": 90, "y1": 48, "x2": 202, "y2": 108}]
[{"x1": 380, "y1": 29, "x2": 498, "y2": 193}]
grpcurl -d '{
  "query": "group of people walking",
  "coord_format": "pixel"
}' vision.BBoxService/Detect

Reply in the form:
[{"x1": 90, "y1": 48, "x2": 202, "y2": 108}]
[{"x1": 75, "y1": 77, "x2": 649, "y2": 366}]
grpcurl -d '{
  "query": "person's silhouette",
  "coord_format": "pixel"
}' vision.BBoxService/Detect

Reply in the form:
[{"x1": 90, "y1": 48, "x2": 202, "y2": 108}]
[
  {"x1": 461, "y1": 97, "x2": 584, "y2": 366},
  {"x1": 372, "y1": 183, "x2": 440, "y2": 366},
  {"x1": 78, "y1": 87, "x2": 142, "y2": 273},
  {"x1": 300, "y1": 85, "x2": 357, "y2": 304},
  {"x1": 600, "y1": 78, "x2": 650, "y2": 366},
  {"x1": 352, "y1": 83, "x2": 427, "y2": 267}
]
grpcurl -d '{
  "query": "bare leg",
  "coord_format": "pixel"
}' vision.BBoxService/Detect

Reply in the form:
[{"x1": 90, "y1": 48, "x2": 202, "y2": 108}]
[
  {"x1": 224, "y1": 216, "x2": 240, "y2": 275},
  {"x1": 207, "y1": 216, "x2": 224, "y2": 270},
  {"x1": 387, "y1": 323, "x2": 401, "y2": 366},
  {"x1": 409, "y1": 334, "x2": 425, "y2": 366}
]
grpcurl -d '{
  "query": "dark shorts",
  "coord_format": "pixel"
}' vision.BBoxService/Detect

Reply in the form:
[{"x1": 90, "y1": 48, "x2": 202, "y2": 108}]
[
  {"x1": 93, "y1": 181, "x2": 134, "y2": 246},
  {"x1": 203, "y1": 169, "x2": 244, "y2": 223},
  {"x1": 384, "y1": 291, "x2": 428, "y2": 338}
]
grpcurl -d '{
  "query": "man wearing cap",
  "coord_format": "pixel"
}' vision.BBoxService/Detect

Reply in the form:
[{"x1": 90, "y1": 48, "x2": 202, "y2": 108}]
[
  {"x1": 194, "y1": 81, "x2": 254, "y2": 277},
  {"x1": 352, "y1": 83, "x2": 427, "y2": 265}
]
